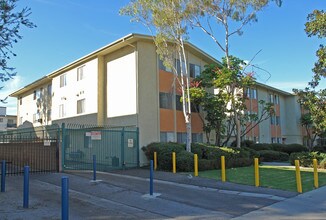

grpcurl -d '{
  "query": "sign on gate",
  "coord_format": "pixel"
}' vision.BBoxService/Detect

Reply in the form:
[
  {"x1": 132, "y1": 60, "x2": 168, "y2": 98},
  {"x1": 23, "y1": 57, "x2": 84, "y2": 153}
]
[{"x1": 91, "y1": 131, "x2": 101, "y2": 140}]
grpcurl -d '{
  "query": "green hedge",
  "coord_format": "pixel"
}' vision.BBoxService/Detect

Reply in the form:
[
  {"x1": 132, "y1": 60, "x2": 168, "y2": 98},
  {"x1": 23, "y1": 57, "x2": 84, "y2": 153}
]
[
  {"x1": 289, "y1": 152, "x2": 326, "y2": 167},
  {"x1": 142, "y1": 142, "x2": 256, "y2": 171},
  {"x1": 258, "y1": 150, "x2": 289, "y2": 162},
  {"x1": 248, "y1": 143, "x2": 308, "y2": 154}
]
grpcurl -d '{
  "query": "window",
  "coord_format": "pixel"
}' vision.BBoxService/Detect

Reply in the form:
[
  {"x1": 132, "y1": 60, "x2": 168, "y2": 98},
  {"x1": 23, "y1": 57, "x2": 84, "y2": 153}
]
[
  {"x1": 77, "y1": 66, "x2": 84, "y2": 81},
  {"x1": 0, "y1": 118, "x2": 3, "y2": 123},
  {"x1": 160, "y1": 132, "x2": 175, "y2": 142},
  {"x1": 7, "y1": 119, "x2": 13, "y2": 124},
  {"x1": 176, "y1": 95, "x2": 183, "y2": 111},
  {"x1": 189, "y1": 63, "x2": 201, "y2": 78},
  {"x1": 270, "y1": 116, "x2": 275, "y2": 125},
  {"x1": 192, "y1": 133, "x2": 203, "y2": 143},
  {"x1": 19, "y1": 97, "x2": 22, "y2": 105},
  {"x1": 175, "y1": 59, "x2": 186, "y2": 75},
  {"x1": 34, "y1": 89, "x2": 41, "y2": 100},
  {"x1": 47, "y1": 84, "x2": 52, "y2": 96},
  {"x1": 271, "y1": 137, "x2": 276, "y2": 143},
  {"x1": 191, "y1": 103, "x2": 200, "y2": 113},
  {"x1": 33, "y1": 113, "x2": 40, "y2": 123},
  {"x1": 245, "y1": 88, "x2": 250, "y2": 98},
  {"x1": 276, "y1": 116, "x2": 280, "y2": 125},
  {"x1": 159, "y1": 59, "x2": 172, "y2": 72},
  {"x1": 60, "y1": 74, "x2": 67, "y2": 87},
  {"x1": 177, "y1": 132, "x2": 187, "y2": 143},
  {"x1": 277, "y1": 137, "x2": 282, "y2": 144},
  {"x1": 77, "y1": 99, "x2": 85, "y2": 114},
  {"x1": 275, "y1": 95, "x2": 279, "y2": 105},
  {"x1": 251, "y1": 89, "x2": 257, "y2": 99},
  {"x1": 159, "y1": 92, "x2": 172, "y2": 109},
  {"x1": 269, "y1": 94, "x2": 274, "y2": 103},
  {"x1": 59, "y1": 104, "x2": 66, "y2": 118}
]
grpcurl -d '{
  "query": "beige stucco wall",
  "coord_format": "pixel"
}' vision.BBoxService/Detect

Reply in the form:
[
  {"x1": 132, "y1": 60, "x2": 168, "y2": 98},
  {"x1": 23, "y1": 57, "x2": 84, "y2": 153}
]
[
  {"x1": 136, "y1": 41, "x2": 160, "y2": 165},
  {"x1": 283, "y1": 95, "x2": 302, "y2": 144}
]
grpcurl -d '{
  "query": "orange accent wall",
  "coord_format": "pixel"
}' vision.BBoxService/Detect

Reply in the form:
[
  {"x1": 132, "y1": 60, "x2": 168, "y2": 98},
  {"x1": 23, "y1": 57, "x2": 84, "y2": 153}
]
[
  {"x1": 159, "y1": 70, "x2": 174, "y2": 93},
  {"x1": 160, "y1": 109, "x2": 174, "y2": 132},
  {"x1": 175, "y1": 111, "x2": 203, "y2": 133},
  {"x1": 275, "y1": 104, "x2": 280, "y2": 115}
]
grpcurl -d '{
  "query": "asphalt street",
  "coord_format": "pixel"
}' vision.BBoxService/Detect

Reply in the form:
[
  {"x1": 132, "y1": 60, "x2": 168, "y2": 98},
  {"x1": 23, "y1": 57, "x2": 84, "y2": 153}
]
[{"x1": 0, "y1": 169, "x2": 324, "y2": 219}]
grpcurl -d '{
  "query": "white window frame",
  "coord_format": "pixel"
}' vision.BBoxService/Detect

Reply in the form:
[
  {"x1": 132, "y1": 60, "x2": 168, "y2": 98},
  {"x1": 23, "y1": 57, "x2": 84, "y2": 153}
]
[
  {"x1": 77, "y1": 66, "x2": 85, "y2": 81},
  {"x1": 60, "y1": 74, "x2": 67, "y2": 88},
  {"x1": 77, "y1": 99, "x2": 85, "y2": 114},
  {"x1": 59, "y1": 104, "x2": 66, "y2": 118}
]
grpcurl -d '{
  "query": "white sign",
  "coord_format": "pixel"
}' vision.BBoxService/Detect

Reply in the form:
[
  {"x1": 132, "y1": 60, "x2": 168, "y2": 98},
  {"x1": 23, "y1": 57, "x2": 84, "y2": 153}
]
[
  {"x1": 44, "y1": 140, "x2": 51, "y2": 146},
  {"x1": 128, "y1": 139, "x2": 134, "y2": 148},
  {"x1": 85, "y1": 132, "x2": 91, "y2": 137},
  {"x1": 91, "y1": 131, "x2": 101, "y2": 140}
]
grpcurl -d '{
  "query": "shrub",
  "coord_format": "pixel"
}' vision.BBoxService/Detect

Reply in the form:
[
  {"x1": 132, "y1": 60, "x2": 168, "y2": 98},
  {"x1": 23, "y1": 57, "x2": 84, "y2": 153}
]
[
  {"x1": 289, "y1": 152, "x2": 324, "y2": 167},
  {"x1": 198, "y1": 159, "x2": 219, "y2": 171},
  {"x1": 249, "y1": 143, "x2": 272, "y2": 151},
  {"x1": 142, "y1": 142, "x2": 184, "y2": 161},
  {"x1": 283, "y1": 144, "x2": 308, "y2": 154},
  {"x1": 259, "y1": 150, "x2": 289, "y2": 162},
  {"x1": 319, "y1": 158, "x2": 326, "y2": 169},
  {"x1": 269, "y1": 143, "x2": 285, "y2": 152},
  {"x1": 242, "y1": 147, "x2": 260, "y2": 158},
  {"x1": 176, "y1": 151, "x2": 194, "y2": 172},
  {"x1": 230, "y1": 140, "x2": 255, "y2": 148},
  {"x1": 313, "y1": 146, "x2": 326, "y2": 153}
]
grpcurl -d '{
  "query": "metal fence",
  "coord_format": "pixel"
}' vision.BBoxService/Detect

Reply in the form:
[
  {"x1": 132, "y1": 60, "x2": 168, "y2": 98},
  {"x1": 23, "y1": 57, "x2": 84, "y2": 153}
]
[
  {"x1": 0, "y1": 124, "x2": 60, "y2": 175},
  {"x1": 62, "y1": 124, "x2": 139, "y2": 171}
]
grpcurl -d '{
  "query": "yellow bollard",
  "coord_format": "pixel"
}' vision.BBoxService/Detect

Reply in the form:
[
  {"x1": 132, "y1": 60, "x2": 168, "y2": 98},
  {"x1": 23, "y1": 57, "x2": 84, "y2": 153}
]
[
  {"x1": 295, "y1": 160, "x2": 303, "y2": 193},
  {"x1": 194, "y1": 154, "x2": 198, "y2": 177},
  {"x1": 172, "y1": 152, "x2": 176, "y2": 173},
  {"x1": 221, "y1": 156, "x2": 226, "y2": 182},
  {"x1": 313, "y1": 159, "x2": 319, "y2": 189},
  {"x1": 254, "y1": 158, "x2": 260, "y2": 187},
  {"x1": 154, "y1": 152, "x2": 157, "y2": 171}
]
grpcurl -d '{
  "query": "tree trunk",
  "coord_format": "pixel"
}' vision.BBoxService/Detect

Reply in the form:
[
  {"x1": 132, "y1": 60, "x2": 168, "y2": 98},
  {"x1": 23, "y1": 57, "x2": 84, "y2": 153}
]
[
  {"x1": 235, "y1": 112, "x2": 241, "y2": 148},
  {"x1": 186, "y1": 116, "x2": 192, "y2": 152}
]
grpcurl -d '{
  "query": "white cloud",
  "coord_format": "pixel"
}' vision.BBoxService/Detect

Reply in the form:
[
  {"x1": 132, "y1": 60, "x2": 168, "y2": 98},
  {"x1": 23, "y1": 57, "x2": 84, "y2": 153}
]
[{"x1": 0, "y1": 76, "x2": 24, "y2": 115}]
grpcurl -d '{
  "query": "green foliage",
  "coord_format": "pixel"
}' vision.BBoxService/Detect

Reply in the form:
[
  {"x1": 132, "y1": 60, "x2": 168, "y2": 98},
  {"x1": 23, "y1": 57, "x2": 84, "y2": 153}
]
[
  {"x1": 143, "y1": 142, "x2": 256, "y2": 171},
  {"x1": 0, "y1": 0, "x2": 36, "y2": 82},
  {"x1": 249, "y1": 143, "x2": 272, "y2": 151},
  {"x1": 282, "y1": 144, "x2": 308, "y2": 154},
  {"x1": 289, "y1": 152, "x2": 325, "y2": 167},
  {"x1": 258, "y1": 150, "x2": 289, "y2": 162},
  {"x1": 313, "y1": 145, "x2": 326, "y2": 153}
]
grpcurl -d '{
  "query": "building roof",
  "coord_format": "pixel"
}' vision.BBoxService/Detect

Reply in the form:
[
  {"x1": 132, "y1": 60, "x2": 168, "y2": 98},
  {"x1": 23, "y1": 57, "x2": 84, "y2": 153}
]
[
  {"x1": 10, "y1": 33, "x2": 220, "y2": 97},
  {"x1": 10, "y1": 33, "x2": 294, "y2": 97}
]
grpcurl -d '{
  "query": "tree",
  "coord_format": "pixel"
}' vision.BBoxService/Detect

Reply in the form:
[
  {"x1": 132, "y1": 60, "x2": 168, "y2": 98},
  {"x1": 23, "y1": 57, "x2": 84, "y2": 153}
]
[
  {"x1": 0, "y1": 0, "x2": 36, "y2": 84},
  {"x1": 293, "y1": 10, "x2": 326, "y2": 148},
  {"x1": 191, "y1": 57, "x2": 274, "y2": 146},
  {"x1": 121, "y1": 0, "x2": 193, "y2": 152},
  {"x1": 187, "y1": 0, "x2": 281, "y2": 147}
]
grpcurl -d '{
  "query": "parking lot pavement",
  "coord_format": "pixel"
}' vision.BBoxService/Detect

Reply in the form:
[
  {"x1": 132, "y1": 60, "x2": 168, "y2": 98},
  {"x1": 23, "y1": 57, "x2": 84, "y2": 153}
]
[{"x1": 0, "y1": 169, "x2": 324, "y2": 220}]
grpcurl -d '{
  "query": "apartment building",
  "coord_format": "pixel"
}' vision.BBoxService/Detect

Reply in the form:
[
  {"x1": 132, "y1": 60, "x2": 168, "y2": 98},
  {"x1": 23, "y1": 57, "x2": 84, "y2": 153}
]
[
  {"x1": 243, "y1": 84, "x2": 302, "y2": 145},
  {"x1": 10, "y1": 33, "x2": 307, "y2": 159},
  {"x1": 0, "y1": 107, "x2": 17, "y2": 131}
]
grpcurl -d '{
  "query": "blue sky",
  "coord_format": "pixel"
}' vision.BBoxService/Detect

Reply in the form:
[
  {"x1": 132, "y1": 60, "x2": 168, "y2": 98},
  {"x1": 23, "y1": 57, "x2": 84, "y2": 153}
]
[{"x1": 3, "y1": 0, "x2": 325, "y2": 115}]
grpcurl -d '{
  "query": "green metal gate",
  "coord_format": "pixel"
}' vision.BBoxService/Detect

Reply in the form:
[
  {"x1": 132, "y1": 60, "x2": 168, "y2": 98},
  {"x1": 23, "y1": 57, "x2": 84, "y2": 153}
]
[{"x1": 62, "y1": 124, "x2": 139, "y2": 171}]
